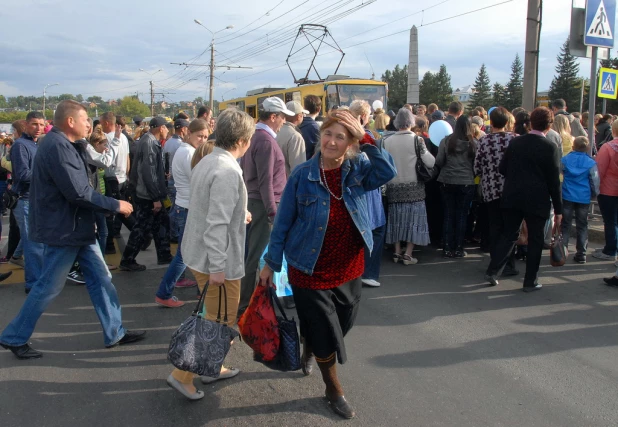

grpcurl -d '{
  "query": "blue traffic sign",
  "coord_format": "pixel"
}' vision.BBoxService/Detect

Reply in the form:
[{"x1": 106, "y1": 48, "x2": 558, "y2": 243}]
[
  {"x1": 598, "y1": 67, "x2": 618, "y2": 98},
  {"x1": 585, "y1": 0, "x2": 616, "y2": 48}
]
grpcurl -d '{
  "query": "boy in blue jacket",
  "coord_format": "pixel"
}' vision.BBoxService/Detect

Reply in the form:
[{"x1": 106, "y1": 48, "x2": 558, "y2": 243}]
[{"x1": 560, "y1": 136, "x2": 600, "y2": 263}]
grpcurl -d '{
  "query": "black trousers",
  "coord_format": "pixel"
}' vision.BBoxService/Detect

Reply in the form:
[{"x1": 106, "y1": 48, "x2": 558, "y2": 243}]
[
  {"x1": 105, "y1": 178, "x2": 135, "y2": 248},
  {"x1": 121, "y1": 197, "x2": 171, "y2": 263},
  {"x1": 6, "y1": 209, "x2": 20, "y2": 259},
  {"x1": 487, "y1": 208, "x2": 546, "y2": 286},
  {"x1": 486, "y1": 200, "x2": 516, "y2": 271}
]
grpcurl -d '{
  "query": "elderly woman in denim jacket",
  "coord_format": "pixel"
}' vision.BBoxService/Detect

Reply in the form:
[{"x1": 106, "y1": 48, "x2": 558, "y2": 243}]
[{"x1": 259, "y1": 111, "x2": 396, "y2": 419}]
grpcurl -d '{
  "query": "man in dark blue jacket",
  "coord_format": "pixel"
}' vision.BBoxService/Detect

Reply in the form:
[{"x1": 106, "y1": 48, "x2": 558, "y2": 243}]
[
  {"x1": 0, "y1": 100, "x2": 146, "y2": 360},
  {"x1": 298, "y1": 94, "x2": 321, "y2": 160},
  {"x1": 11, "y1": 111, "x2": 45, "y2": 293}
]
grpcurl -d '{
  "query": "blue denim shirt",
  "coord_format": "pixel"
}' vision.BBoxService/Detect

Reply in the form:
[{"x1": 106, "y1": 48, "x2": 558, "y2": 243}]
[{"x1": 265, "y1": 143, "x2": 396, "y2": 275}]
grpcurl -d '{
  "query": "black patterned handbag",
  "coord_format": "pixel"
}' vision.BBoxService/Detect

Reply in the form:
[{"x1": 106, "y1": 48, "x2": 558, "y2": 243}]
[
  {"x1": 414, "y1": 136, "x2": 434, "y2": 182},
  {"x1": 268, "y1": 287, "x2": 301, "y2": 371},
  {"x1": 168, "y1": 283, "x2": 239, "y2": 377}
]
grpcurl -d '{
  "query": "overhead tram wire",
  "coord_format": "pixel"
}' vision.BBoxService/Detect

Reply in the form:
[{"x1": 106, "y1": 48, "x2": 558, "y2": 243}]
[
  {"x1": 226, "y1": 0, "x2": 515, "y2": 84},
  {"x1": 220, "y1": 0, "x2": 370, "y2": 65},
  {"x1": 215, "y1": 0, "x2": 293, "y2": 44}
]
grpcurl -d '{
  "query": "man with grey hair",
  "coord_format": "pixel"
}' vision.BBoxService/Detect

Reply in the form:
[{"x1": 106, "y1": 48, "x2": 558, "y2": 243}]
[
  {"x1": 276, "y1": 101, "x2": 307, "y2": 177},
  {"x1": 238, "y1": 97, "x2": 292, "y2": 315},
  {"x1": 0, "y1": 100, "x2": 144, "y2": 359}
]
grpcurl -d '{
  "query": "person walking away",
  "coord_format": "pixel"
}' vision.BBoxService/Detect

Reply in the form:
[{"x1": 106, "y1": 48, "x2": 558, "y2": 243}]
[
  {"x1": 276, "y1": 101, "x2": 307, "y2": 177},
  {"x1": 11, "y1": 111, "x2": 45, "y2": 293},
  {"x1": 0, "y1": 100, "x2": 145, "y2": 360},
  {"x1": 474, "y1": 107, "x2": 518, "y2": 277},
  {"x1": 349, "y1": 100, "x2": 391, "y2": 287},
  {"x1": 237, "y1": 97, "x2": 291, "y2": 316},
  {"x1": 435, "y1": 115, "x2": 477, "y2": 258},
  {"x1": 298, "y1": 95, "x2": 322, "y2": 159},
  {"x1": 484, "y1": 107, "x2": 562, "y2": 291},
  {"x1": 593, "y1": 120, "x2": 618, "y2": 261},
  {"x1": 163, "y1": 117, "x2": 190, "y2": 244},
  {"x1": 166, "y1": 109, "x2": 255, "y2": 400},
  {"x1": 383, "y1": 108, "x2": 433, "y2": 265},
  {"x1": 260, "y1": 110, "x2": 396, "y2": 419},
  {"x1": 120, "y1": 117, "x2": 172, "y2": 271},
  {"x1": 553, "y1": 114, "x2": 574, "y2": 156},
  {"x1": 445, "y1": 101, "x2": 463, "y2": 130},
  {"x1": 155, "y1": 119, "x2": 211, "y2": 308},
  {"x1": 595, "y1": 114, "x2": 613, "y2": 148},
  {"x1": 561, "y1": 136, "x2": 599, "y2": 264}
]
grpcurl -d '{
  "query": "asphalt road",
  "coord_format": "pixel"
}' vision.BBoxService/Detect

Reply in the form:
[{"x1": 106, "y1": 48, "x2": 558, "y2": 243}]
[{"x1": 1, "y1": 240, "x2": 617, "y2": 427}]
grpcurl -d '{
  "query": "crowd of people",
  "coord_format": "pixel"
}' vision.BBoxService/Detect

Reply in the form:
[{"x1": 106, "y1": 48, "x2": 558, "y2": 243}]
[{"x1": 0, "y1": 92, "x2": 617, "y2": 419}]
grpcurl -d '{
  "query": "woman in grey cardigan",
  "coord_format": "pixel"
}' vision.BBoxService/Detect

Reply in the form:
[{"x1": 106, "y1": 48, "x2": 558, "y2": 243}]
[
  {"x1": 166, "y1": 108, "x2": 255, "y2": 401},
  {"x1": 436, "y1": 115, "x2": 478, "y2": 258},
  {"x1": 383, "y1": 108, "x2": 435, "y2": 265}
]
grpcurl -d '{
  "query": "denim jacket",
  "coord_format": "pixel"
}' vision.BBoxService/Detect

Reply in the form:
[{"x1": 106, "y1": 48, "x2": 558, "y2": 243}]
[{"x1": 264, "y1": 143, "x2": 396, "y2": 275}]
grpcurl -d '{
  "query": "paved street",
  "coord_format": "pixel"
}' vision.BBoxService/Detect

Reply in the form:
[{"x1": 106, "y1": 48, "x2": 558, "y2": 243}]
[{"x1": 1, "y1": 225, "x2": 618, "y2": 426}]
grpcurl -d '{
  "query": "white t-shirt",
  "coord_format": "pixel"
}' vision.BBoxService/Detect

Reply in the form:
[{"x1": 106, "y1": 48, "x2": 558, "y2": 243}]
[
  {"x1": 172, "y1": 142, "x2": 196, "y2": 209},
  {"x1": 105, "y1": 131, "x2": 130, "y2": 184}
]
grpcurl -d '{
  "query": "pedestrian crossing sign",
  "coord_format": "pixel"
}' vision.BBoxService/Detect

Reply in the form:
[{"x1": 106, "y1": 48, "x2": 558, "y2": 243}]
[
  {"x1": 598, "y1": 67, "x2": 618, "y2": 98},
  {"x1": 585, "y1": 0, "x2": 616, "y2": 48}
]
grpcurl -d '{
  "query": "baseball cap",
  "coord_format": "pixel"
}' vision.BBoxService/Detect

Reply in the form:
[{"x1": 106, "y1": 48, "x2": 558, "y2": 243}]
[
  {"x1": 174, "y1": 119, "x2": 190, "y2": 129},
  {"x1": 149, "y1": 116, "x2": 169, "y2": 128},
  {"x1": 262, "y1": 97, "x2": 296, "y2": 115},
  {"x1": 133, "y1": 115, "x2": 143, "y2": 123},
  {"x1": 285, "y1": 101, "x2": 309, "y2": 115},
  {"x1": 431, "y1": 110, "x2": 445, "y2": 120}
]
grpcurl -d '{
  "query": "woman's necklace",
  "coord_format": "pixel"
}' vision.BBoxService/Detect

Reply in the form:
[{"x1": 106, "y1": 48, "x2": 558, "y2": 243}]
[{"x1": 320, "y1": 156, "x2": 343, "y2": 201}]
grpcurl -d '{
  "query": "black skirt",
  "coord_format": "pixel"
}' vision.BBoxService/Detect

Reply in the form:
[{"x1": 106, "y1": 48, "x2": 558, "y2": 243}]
[{"x1": 291, "y1": 278, "x2": 362, "y2": 364}]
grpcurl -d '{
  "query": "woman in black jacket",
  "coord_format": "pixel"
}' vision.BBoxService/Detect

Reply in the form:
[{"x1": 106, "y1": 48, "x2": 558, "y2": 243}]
[
  {"x1": 484, "y1": 107, "x2": 562, "y2": 292},
  {"x1": 595, "y1": 114, "x2": 613, "y2": 148}
]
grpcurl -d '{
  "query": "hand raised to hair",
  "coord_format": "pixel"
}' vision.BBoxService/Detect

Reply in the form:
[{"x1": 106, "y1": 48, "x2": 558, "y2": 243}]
[{"x1": 333, "y1": 110, "x2": 365, "y2": 141}]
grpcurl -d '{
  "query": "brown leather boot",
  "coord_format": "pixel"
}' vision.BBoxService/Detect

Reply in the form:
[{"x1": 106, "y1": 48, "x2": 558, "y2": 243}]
[{"x1": 316, "y1": 353, "x2": 355, "y2": 419}]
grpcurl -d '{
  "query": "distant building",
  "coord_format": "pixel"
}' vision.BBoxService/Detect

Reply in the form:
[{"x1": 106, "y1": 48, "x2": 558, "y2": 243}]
[
  {"x1": 537, "y1": 90, "x2": 550, "y2": 108},
  {"x1": 452, "y1": 85, "x2": 475, "y2": 109}
]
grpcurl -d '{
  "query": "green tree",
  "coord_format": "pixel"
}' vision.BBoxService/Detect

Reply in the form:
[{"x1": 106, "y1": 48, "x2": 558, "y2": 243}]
[
  {"x1": 381, "y1": 64, "x2": 408, "y2": 109},
  {"x1": 58, "y1": 94, "x2": 76, "y2": 101},
  {"x1": 548, "y1": 37, "x2": 580, "y2": 110},
  {"x1": 194, "y1": 97, "x2": 204, "y2": 105},
  {"x1": 419, "y1": 71, "x2": 437, "y2": 106},
  {"x1": 76, "y1": 94, "x2": 84, "y2": 102},
  {"x1": 434, "y1": 65, "x2": 453, "y2": 110},
  {"x1": 87, "y1": 96, "x2": 103, "y2": 104},
  {"x1": 0, "y1": 95, "x2": 7, "y2": 108},
  {"x1": 469, "y1": 64, "x2": 492, "y2": 111},
  {"x1": 505, "y1": 54, "x2": 523, "y2": 110},
  {"x1": 492, "y1": 83, "x2": 507, "y2": 107},
  {"x1": 116, "y1": 96, "x2": 150, "y2": 118}
]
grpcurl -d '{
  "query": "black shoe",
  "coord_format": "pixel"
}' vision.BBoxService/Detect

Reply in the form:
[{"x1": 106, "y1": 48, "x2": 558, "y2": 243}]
[
  {"x1": 484, "y1": 274, "x2": 499, "y2": 287},
  {"x1": 1, "y1": 343, "x2": 43, "y2": 359},
  {"x1": 603, "y1": 276, "x2": 618, "y2": 287},
  {"x1": 119, "y1": 261, "x2": 146, "y2": 272},
  {"x1": 105, "y1": 246, "x2": 117, "y2": 255},
  {"x1": 106, "y1": 330, "x2": 146, "y2": 348},
  {"x1": 523, "y1": 282, "x2": 542, "y2": 292},
  {"x1": 442, "y1": 250, "x2": 453, "y2": 258},
  {"x1": 501, "y1": 268, "x2": 519, "y2": 277},
  {"x1": 67, "y1": 270, "x2": 86, "y2": 284},
  {"x1": 453, "y1": 250, "x2": 467, "y2": 258},
  {"x1": 0, "y1": 271, "x2": 12, "y2": 282},
  {"x1": 574, "y1": 253, "x2": 587, "y2": 264},
  {"x1": 327, "y1": 395, "x2": 356, "y2": 419},
  {"x1": 157, "y1": 255, "x2": 173, "y2": 265}
]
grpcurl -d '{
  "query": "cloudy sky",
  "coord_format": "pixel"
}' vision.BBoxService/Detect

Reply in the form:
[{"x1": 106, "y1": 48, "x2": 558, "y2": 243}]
[{"x1": 0, "y1": 0, "x2": 615, "y2": 104}]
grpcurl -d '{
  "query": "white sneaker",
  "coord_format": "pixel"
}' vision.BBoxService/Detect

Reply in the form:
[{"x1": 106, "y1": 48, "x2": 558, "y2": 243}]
[
  {"x1": 592, "y1": 251, "x2": 617, "y2": 261},
  {"x1": 362, "y1": 279, "x2": 381, "y2": 287}
]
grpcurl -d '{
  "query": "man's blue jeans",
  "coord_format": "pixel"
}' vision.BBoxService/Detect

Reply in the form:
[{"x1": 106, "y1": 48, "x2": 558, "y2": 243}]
[
  {"x1": 13, "y1": 199, "x2": 44, "y2": 291},
  {"x1": 363, "y1": 224, "x2": 385, "y2": 281},
  {"x1": 0, "y1": 243, "x2": 126, "y2": 347},
  {"x1": 156, "y1": 205, "x2": 188, "y2": 300}
]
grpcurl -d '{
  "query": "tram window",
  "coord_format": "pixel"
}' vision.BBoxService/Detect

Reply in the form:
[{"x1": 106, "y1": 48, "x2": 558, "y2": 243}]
[{"x1": 246, "y1": 105, "x2": 257, "y2": 118}]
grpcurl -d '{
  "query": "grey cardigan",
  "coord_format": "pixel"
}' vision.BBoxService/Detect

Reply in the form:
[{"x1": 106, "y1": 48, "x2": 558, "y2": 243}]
[{"x1": 181, "y1": 147, "x2": 248, "y2": 280}]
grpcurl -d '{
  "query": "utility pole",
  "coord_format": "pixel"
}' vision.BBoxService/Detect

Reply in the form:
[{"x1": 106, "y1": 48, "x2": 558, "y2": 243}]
[
  {"x1": 150, "y1": 80, "x2": 155, "y2": 116},
  {"x1": 522, "y1": 0, "x2": 541, "y2": 111}
]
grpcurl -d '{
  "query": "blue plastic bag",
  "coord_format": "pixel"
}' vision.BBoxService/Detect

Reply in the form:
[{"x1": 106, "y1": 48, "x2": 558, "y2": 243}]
[{"x1": 259, "y1": 246, "x2": 292, "y2": 297}]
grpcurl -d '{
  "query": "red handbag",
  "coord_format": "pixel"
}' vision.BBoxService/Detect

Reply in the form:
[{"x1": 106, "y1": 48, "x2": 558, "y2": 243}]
[{"x1": 238, "y1": 285, "x2": 280, "y2": 362}]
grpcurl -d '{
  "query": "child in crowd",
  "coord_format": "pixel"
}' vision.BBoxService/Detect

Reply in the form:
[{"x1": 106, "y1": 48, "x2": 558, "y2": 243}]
[{"x1": 560, "y1": 136, "x2": 600, "y2": 264}]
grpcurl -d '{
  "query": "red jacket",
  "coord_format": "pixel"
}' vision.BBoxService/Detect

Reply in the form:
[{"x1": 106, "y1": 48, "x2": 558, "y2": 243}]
[{"x1": 596, "y1": 140, "x2": 618, "y2": 196}]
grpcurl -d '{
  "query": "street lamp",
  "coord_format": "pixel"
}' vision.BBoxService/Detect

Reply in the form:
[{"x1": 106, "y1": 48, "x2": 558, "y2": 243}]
[
  {"x1": 139, "y1": 68, "x2": 163, "y2": 116},
  {"x1": 43, "y1": 83, "x2": 59, "y2": 118},
  {"x1": 194, "y1": 19, "x2": 234, "y2": 112}
]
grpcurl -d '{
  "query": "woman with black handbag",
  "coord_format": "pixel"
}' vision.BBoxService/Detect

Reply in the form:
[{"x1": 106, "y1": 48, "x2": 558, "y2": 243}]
[
  {"x1": 259, "y1": 110, "x2": 396, "y2": 419},
  {"x1": 166, "y1": 108, "x2": 255, "y2": 401},
  {"x1": 383, "y1": 108, "x2": 435, "y2": 265}
]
